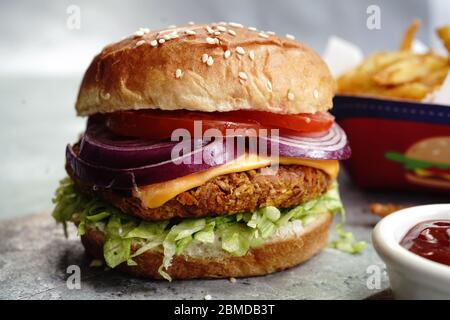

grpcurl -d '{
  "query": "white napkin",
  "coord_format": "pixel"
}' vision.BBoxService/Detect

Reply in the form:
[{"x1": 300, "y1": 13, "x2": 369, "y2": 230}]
[
  {"x1": 322, "y1": 36, "x2": 363, "y2": 78},
  {"x1": 411, "y1": 39, "x2": 429, "y2": 54}
]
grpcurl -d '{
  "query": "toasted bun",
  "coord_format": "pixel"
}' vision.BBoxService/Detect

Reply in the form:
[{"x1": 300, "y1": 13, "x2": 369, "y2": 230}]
[
  {"x1": 405, "y1": 136, "x2": 450, "y2": 164},
  {"x1": 406, "y1": 172, "x2": 450, "y2": 190},
  {"x1": 81, "y1": 213, "x2": 332, "y2": 279},
  {"x1": 76, "y1": 23, "x2": 335, "y2": 116}
]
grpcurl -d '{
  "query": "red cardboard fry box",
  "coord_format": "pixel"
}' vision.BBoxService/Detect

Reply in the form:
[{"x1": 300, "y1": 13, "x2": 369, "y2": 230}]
[{"x1": 332, "y1": 95, "x2": 450, "y2": 193}]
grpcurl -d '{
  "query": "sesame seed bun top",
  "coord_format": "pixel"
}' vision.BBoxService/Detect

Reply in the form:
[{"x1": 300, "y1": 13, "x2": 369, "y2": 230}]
[
  {"x1": 405, "y1": 137, "x2": 450, "y2": 164},
  {"x1": 75, "y1": 22, "x2": 335, "y2": 116}
]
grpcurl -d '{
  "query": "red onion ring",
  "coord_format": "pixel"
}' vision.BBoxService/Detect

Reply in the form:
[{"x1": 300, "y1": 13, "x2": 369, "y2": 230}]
[
  {"x1": 68, "y1": 136, "x2": 234, "y2": 189},
  {"x1": 262, "y1": 123, "x2": 351, "y2": 160},
  {"x1": 79, "y1": 124, "x2": 179, "y2": 168}
]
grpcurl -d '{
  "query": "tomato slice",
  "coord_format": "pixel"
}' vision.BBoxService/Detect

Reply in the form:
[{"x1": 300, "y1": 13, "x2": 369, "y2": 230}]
[
  {"x1": 219, "y1": 110, "x2": 334, "y2": 134},
  {"x1": 106, "y1": 109, "x2": 334, "y2": 139}
]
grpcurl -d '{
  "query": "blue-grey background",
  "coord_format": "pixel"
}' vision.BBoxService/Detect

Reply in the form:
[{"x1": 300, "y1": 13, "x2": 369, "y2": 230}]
[{"x1": 0, "y1": 0, "x2": 449, "y2": 219}]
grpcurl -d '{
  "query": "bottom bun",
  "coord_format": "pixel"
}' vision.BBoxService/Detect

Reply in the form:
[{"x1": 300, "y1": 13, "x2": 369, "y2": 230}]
[
  {"x1": 405, "y1": 172, "x2": 450, "y2": 191},
  {"x1": 81, "y1": 213, "x2": 332, "y2": 280}
]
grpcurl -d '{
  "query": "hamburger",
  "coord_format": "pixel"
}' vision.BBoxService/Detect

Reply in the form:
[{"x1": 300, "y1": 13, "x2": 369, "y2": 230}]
[
  {"x1": 52, "y1": 22, "x2": 352, "y2": 280},
  {"x1": 388, "y1": 137, "x2": 450, "y2": 190}
]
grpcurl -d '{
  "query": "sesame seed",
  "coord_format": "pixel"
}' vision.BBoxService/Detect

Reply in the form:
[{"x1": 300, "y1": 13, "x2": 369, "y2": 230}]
[
  {"x1": 249, "y1": 50, "x2": 255, "y2": 61},
  {"x1": 217, "y1": 26, "x2": 227, "y2": 32},
  {"x1": 202, "y1": 53, "x2": 209, "y2": 63},
  {"x1": 207, "y1": 56, "x2": 214, "y2": 66},
  {"x1": 134, "y1": 30, "x2": 144, "y2": 36},
  {"x1": 175, "y1": 69, "x2": 183, "y2": 78},
  {"x1": 204, "y1": 294, "x2": 212, "y2": 300},
  {"x1": 248, "y1": 27, "x2": 257, "y2": 31},
  {"x1": 206, "y1": 37, "x2": 216, "y2": 44},
  {"x1": 206, "y1": 25, "x2": 214, "y2": 34},
  {"x1": 150, "y1": 40, "x2": 158, "y2": 47},
  {"x1": 266, "y1": 31, "x2": 276, "y2": 35},
  {"x1": 136, "y1": 40, "x2": 146, "y2": 46},
  {"x1": 102, "y1": 92, "x2": 111, "y2": 100},
  {"x1": 286, "y1": 34, "x2": 295, "y2": 40},
  {"x1": 185, "y1": 29, "x2": 196, "y2": 35},
  {"x1": 258, "y1": 32, "x2": 269, "y2": 38},
  {"x1": 288, "y1": 92, "x2": 295, "y2": 101},
  {"x1": 167, "y1": 24, "x2": 177, "y2": 28},
  {"x1": 228, "y1": 29, "x2": 236, "y2": 36},
  {"x1": 238, "y1": 72, "x2": 248, "y2": 80},
  {"x1": 214, "y1": 31, "x2": 221, "y2": 36},
  {"x1": 228, "y1": 22, "x2": 243, "y2": 28},
  {"x1": 158, "y1": 38, "x2": 165, "y2": 44},
  {"x1": 313, "y1": 89, "x2": 319, "y2": 99},
  {"x1": 163, "y1": 34, "x2": 171, "y2": 40},
  {"x1": 236, "y1": 46, "x2": 245, "y2": 55},
  {"x1": 266, "y1": 80, "x2": 273, "y2": 92},
  {"x1": 188, "y1": 21, "x2": 195, "y2": 25},
  {"x1": 218, "y1": 21, "x2": 227, "y2": 25},
  {"x1": 230, "y1": 277, "x2": 237, "y2": 283},
  {"x1": 224, "y1": 50, "x2": 231, "y2": 59},
  {"x1": 305, "y1": 117, "x2": 311, "y2": 123}
]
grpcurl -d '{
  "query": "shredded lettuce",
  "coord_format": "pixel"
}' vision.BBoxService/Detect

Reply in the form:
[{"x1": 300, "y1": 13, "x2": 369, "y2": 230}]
[
  {"x1": 52, "y1": 177, "x2": 364, "y2": 280},
  {"x1": 329, "y1": 224, "x2": 366, "y2": 254},
  {"x1": 52, "y1": 177, "x2": 86, "y2": 237}
]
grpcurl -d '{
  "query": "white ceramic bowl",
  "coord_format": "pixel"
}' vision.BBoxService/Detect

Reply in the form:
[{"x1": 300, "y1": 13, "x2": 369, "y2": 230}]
[{"x1": 372, "y1": 204, "x2": 450, "y2": 300}]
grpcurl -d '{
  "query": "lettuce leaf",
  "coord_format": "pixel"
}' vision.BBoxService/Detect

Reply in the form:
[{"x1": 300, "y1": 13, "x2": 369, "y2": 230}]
[
  {"x1": 161, "y1": 218, "x2": 206, "y2": 276},
  {"x1": 125, "y1": 221, "x2": 168, "y2": 240},
  {"x1": 52, "y1": 178, "x2": 363, "y2": 280},
  {"x1": 103, "y1": 237, "x2": 132, "y2": 268},
  {"x1": 193, "y1": 221, "x2": 215, "y2": 243}
]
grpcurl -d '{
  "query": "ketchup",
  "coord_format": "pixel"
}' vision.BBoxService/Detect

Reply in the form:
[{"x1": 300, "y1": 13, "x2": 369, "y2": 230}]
[{"x1": 400, "y1": 220, "x2": 450, "y2": 266}]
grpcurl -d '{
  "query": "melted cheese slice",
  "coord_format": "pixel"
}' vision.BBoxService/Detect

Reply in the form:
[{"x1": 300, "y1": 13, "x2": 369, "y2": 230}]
[{"x1": 133, "y1": 155, "x2": 339, "y2": 209}]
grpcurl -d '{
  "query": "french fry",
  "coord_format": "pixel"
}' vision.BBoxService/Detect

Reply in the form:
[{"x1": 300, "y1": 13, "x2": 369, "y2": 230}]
[
  {"x1": 373, "y1": 54, "x2": 448, "y2": 85},
  {"x1": 373, "y1": 56, "x2": 423, "y2": 85},
  {"x1": 437, "y1": 25, "x2": 450, "y2": 53},
  {"x1": 384, "y1": 82, "x2": 431, "y2": 100},
  {"x1": 400, "y1": 19, "x2": 421, "y2": 51},
  {"x1": 421, "y1": 66, "x2": 450, "y2": 86},
  {"x1": 369, "y1": 203, "x2": 409, "y2": 218},
  {"x1": 337, "y1": 21, "x2": 450, "y2": 101}
]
